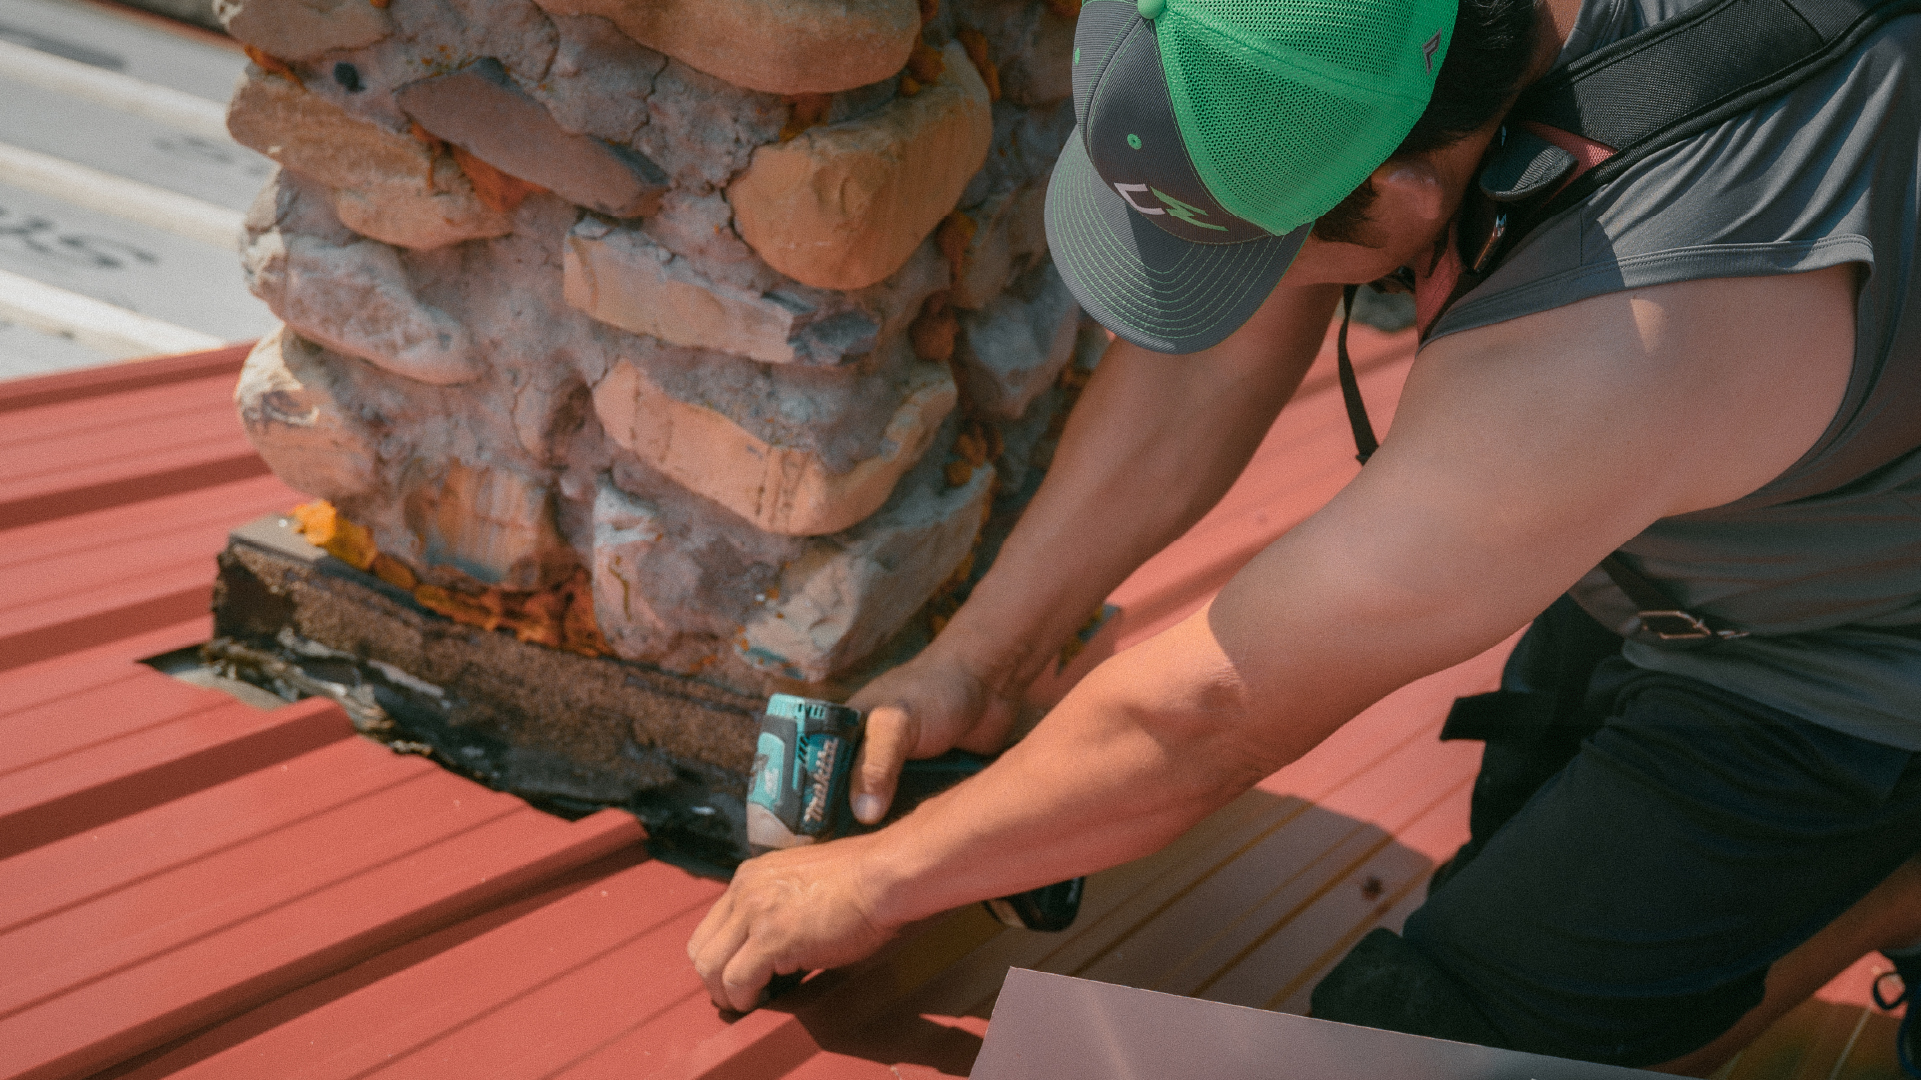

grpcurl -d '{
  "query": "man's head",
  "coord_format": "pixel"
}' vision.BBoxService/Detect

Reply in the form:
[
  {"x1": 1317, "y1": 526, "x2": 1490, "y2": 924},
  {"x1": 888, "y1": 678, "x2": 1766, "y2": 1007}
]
[{"x1": 1045, "y1": 0, "x2": 1539, "y2": 353}]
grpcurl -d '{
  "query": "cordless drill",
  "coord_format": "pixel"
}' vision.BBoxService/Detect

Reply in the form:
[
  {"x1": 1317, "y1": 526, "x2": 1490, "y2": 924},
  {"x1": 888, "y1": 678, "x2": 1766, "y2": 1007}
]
[{"x1": 747, "y1": 693, "x2": 1084, "y2": 932}]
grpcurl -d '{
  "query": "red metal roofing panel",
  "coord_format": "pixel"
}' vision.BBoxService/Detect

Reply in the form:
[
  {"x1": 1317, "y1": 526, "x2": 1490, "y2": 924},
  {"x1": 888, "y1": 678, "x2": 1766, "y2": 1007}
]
[
  {"x1": 140, "y1": 857, "x2": 722, "y2": 1080},
  {"x1": 0, "y1": 354, "x2": 271, "y2": 530},
  {"x1": 0, "y1": 688, "x2": 349, "y2": 860},
  {"x1": 1, "y1": 335, "x2": 1893, "y2": 1080},
  {"x1": 0, "y1": 475, "x2": 299, "y2": 672},
  {"x1": 0, "y1": 781, "x2": 640, "y2": 1080}
]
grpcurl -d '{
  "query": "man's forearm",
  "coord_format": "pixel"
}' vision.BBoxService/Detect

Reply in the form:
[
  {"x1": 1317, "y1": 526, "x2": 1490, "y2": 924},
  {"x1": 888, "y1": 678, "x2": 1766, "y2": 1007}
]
[
  {"x1": 936, "y1": 283, "x2": 1343, "y2": 696},
  {"x1": 860, "y1": 268, "x2": 1865, "y2": 921}
]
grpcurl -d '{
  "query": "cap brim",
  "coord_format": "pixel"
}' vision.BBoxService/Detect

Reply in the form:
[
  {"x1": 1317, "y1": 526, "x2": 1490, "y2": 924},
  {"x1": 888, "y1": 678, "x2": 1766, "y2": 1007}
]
[{"x1": 1045, "y1": 130, "x2": 1310, "y2": 355}]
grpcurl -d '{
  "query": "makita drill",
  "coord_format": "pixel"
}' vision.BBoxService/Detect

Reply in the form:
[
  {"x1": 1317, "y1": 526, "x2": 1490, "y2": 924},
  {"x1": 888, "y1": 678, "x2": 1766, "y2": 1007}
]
[{"x1": 747, "y1": 693, "x2": 1084, "y2": 932}]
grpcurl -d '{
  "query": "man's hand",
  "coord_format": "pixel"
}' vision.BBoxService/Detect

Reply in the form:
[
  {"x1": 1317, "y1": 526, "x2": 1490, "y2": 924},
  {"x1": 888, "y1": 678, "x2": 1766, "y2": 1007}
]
[
  {"x1": 686, "y1": 834, "x2": 902, "y2": 1012},
  {"x1": 843, "y1": 647, "x2": 1020, "y2": 825}
]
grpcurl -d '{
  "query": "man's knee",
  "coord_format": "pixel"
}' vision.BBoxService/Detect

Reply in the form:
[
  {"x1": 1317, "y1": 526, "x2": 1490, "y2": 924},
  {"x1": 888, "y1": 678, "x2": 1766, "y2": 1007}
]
[{"x1": 1310, "y1": 928, "x2": 1506, "y2": 1048}]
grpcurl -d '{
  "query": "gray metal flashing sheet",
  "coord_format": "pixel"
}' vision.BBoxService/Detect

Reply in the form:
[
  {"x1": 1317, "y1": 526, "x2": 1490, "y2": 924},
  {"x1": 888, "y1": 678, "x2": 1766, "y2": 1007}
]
[
  {"x1": 973, "y1": 969, "x2": 1665, "y2": 1080},
  {"x1": 0, "y1": 72, "x2": 269, "y2": 210},
  {"x1": 0, "y1": 0, "x2": 262, "y2": 380},
  {"x1": 0, "y1": 0, "x2": 241, "y2": 100},
  {"x1": 0, "y1": 311, "x2": 108, "y2": 376},
  {"x1": 0, "y1": 178, "x2": 269, "y2": 338}
]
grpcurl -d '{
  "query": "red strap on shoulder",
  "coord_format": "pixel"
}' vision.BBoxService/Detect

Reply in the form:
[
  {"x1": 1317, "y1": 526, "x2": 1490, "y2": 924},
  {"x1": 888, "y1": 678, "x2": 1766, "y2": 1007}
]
[{"x1": 1518, "y1": 121, "x2": 1617, "y2": 174}]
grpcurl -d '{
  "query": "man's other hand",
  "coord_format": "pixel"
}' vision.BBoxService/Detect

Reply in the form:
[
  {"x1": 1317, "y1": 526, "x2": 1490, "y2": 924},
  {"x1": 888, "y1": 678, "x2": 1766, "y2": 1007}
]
[
  {"x1": 844, "y1": 648, "x2": 1020, "y2": 825},
  {"x1": 687, "y1": 835, "x2": 901, "y2": 1012}
]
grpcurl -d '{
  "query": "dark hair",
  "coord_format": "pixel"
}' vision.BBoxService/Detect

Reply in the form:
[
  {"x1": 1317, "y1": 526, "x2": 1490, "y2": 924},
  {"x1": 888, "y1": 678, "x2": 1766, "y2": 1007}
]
[{"x1": 1313, "y1": 0, "x2": 1538, "y2": 245}]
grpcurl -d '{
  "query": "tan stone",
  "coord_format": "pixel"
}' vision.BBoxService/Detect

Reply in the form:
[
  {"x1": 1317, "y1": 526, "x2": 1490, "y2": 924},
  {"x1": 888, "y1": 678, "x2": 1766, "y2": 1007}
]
[
  {"x1": 564, "y1": 224, "x2": 820, "y2": 364},
  {"x1": 729, "y1": 41, "x2": 992, "y2": 290},
  {"x1": 592, "y1": 356, "x2": 956, "y2": 536},
  {"x1": 215, "y1": 0, "x2": 391, "y2": 62},
  {"x1": 528, "y1": 0, "x2": 918, "y2": 96},
  {"x1": 739, "y1": 462, "x2": 993, "y2": 681},
  {"x1": 227, "y1": 74, "x2": 514, "y2": 250},
  {"x1": 402, "y1": 461, "x2": 567, "y2": 590},
  {"x1": 234, "y1": 326, "x2": 379, "y2": 501}
]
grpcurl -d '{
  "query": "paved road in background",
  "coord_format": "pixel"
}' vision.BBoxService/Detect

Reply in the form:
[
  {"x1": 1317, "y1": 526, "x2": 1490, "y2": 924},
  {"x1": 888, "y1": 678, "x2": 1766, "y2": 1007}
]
[{"x1": 0, "y1": 0, "x2": 272, "y2": 381}]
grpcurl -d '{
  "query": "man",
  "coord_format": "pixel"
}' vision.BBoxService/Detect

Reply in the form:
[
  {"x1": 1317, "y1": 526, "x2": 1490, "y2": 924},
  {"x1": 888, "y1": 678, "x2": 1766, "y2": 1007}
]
[{"x1": 689, "y1": 0, "x2": 1921, "y2": 1070}]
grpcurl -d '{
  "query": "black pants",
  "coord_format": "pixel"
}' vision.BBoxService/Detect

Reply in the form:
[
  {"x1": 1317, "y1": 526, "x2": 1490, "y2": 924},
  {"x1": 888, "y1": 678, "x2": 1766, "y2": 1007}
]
[{"x1": 1310, "y1": 597, "x2": 1921, "y2": 1068}]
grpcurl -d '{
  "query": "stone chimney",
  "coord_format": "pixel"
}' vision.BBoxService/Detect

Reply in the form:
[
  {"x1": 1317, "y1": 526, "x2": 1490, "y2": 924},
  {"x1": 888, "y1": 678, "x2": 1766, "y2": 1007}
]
[{"x1": 214, "y1": 0, "x2": 1091, "y2": 855}]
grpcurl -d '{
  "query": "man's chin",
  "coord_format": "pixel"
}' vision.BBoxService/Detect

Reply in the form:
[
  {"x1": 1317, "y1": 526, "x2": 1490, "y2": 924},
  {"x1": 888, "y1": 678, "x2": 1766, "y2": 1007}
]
[{"x1": 1283, "y1": 230, "x2": 1446, "y2": 288}]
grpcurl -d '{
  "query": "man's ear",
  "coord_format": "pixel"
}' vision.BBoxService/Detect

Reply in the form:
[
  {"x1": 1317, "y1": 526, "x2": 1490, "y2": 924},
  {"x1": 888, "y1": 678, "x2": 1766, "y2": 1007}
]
[{"x1": 1368, "y1": 156, "x2": 1446, "y2": 226}]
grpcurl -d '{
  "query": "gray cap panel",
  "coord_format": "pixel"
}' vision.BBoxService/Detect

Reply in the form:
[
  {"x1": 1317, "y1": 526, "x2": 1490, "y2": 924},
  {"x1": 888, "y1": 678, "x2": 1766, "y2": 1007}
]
[
  {"x1": 1072, "y1": 0, "x2": 1139, "y2": 130},
  {"x1": 1048, "y1": 0, "x2": 1314, "y2": 355},
  {"x1": 1082, "y1": 18, "x2": 1268, "y2": 245},
  {"x1": 1046, "y1": 135, "x2": 1307, "y2": 354}
]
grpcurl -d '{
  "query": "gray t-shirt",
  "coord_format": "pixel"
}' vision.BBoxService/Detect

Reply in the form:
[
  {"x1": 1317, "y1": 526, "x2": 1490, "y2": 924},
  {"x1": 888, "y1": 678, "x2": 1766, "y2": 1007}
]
[{"x1": 1428, "y1": 0, "x2": 1921, "y2": 750}]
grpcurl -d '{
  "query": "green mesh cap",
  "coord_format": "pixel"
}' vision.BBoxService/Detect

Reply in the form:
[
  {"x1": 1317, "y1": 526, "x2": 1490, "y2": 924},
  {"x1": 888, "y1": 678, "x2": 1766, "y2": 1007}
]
[{"x1": 1047, "y1": 0, "x2": 1455, "y2": 354}]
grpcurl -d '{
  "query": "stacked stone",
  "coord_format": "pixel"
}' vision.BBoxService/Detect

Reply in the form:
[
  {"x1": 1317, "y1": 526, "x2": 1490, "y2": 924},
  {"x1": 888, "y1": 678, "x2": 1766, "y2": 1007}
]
[{"x1": 221, "y1": 0, "x2": 1088, "y2": 700}]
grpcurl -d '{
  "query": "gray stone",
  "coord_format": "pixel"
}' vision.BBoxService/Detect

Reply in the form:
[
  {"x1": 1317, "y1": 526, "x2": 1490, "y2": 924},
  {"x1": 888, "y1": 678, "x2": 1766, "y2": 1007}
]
[
  {"x1": 278, "y1": 235, "x2": 482, "y2": 386},
  {"x1": 962, "y1": 98, "x2": 1076, "y2": 211},
  {"x1": 995, "y1": 6, "x2": 1076, "y2": 106},
  {"x1": 953, "y1": 262, "x2": 1079, "y2": 419},
  {"x1": 854, "y1": 240, "x2": 954, "y2": 352},
  {"x1": 635, "y1": 61, "x2": 786, "y2": 190},
  {"x1": 246, "y1": 188, "x2": 482, "y2": 388},
  {"x1": 234, "y1": 326, "x2": 381, "y2": 501},
  {"x1": 536, "y1": 15, "x2": 665, "y2": 146},
  {"x1": 216, "y1": 0, "x2": 392, "y2": 62},
  {"x1": 564, "y1": 222, "x2": 877, "y2": 365},
  {"x1": 637, "y1": 188, "x2": 778, "y2": 296},
  {"x1": 586, "y1": 464, "x2": 805, "y2": 672},
  {"x1": 739, "y1": 458, "x2": 994, "y2": 682},
  {"x1": 950, "y1": 182, "x2": 1047, "y2": 309},
  {"x1": 396, "y1": 58, "x2": 669, "y2": 218},
  {"x1": 993, "y1": 385, "x2": 1061, "y2": 496},
  {"x1": 589, "y1": 478, "x2": 673, "y2": 660},
  {"x1": 387, "y1": 0, "x2": 560, "y2": 91}
]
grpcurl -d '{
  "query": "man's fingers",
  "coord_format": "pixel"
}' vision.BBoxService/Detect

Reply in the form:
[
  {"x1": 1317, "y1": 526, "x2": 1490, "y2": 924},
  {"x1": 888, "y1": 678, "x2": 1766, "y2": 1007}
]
[
  {"x1": 690, "y1": 909, "x2": 752, "y2": 1009},
  {"x1": 851, "y1": 703, "x2": 917, "y2": 825},
  {"x1": 720, "y1": 941, "x2": 779, "y2": 1013},
  {"x1": 686, "y1": 887, "x2": 732, "y2": 961}
]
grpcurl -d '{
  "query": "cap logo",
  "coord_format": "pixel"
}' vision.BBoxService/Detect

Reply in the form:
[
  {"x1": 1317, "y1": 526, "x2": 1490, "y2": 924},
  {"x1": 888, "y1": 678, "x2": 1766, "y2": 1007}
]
[
  {"x1": 1152, "y1": 188, "x2": 1227, "y2": 231},
  {"x1": 1423, "y1": 30, "x2": 1442, "y2": 73},
  {"x1": 1113, "y1": 182, "x2": 1164, "y2": 215}
]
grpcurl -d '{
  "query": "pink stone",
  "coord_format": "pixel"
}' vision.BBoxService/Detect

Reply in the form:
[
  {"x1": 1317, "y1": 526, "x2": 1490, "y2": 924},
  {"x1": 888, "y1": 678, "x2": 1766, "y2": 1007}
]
[
  {"x1": 396, "y1": 58, "x2": 669, "y2": 219},
  {"x1": 528, "y1": 0, "x2": 919, "y2": 96}
]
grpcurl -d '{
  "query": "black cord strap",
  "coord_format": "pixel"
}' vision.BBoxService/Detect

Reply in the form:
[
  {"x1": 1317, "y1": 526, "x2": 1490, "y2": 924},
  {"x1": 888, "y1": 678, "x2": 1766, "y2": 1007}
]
[{"x1": 1335, "y1": 285, "x2": 1380, "y2": 465}]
